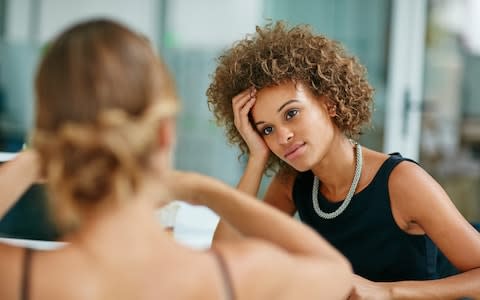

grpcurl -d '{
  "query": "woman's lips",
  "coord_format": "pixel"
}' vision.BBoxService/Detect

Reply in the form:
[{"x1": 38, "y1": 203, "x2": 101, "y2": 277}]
[{"x1": 284, "y1": 142, "x2": 306, "y2": 160}]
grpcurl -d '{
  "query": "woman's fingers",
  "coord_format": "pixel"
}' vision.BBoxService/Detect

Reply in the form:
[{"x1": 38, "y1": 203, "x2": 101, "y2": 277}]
[
  {"x1": 238, "y1": 96, "x2": 255, "y2": 127},
  {"x1": 232, "y1": 87, "x2": 256, "y2": 128},
  {"x1": 232, "y1": 87, "x2": 256, "y2": 109},
  {"x1": 232, "y1": 87, "x2": 255, "y2": 103},
  {"x1": 232, "y1": 89, "x2": 254, "y2": 114},
  {"x1": 230, "y1": 87, "x2": 269, "y2": 157}
]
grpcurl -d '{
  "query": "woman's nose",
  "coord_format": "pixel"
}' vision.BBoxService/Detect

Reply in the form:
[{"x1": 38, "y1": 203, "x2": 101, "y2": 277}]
[{"x1": 277, "y1": 126, "x2": 293, "y2": 144}]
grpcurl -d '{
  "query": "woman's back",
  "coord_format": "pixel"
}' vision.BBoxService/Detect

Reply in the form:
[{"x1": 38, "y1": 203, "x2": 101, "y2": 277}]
[
  {"x1": 0, "y1": 203, "x2": 225, "y2": 300},
  {"x1": 0, "y1": 175, "x2": 353, "y2": 300},
  {"x1": 1, "y1": 202, "x2": 349, "y2": 300}
]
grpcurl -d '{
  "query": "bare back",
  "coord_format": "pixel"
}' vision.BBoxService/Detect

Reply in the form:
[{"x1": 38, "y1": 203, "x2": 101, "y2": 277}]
[
  {"x1": 1, "y1": 234, "x2": 350, "y2": 300},
  {"x1": 0, "y1": 239, "x2": 227, "y2": 300}
]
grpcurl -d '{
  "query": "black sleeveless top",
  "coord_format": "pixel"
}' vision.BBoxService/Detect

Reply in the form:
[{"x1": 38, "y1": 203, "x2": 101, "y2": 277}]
[{"x1": 292, "y1": 153, "x2": 457, "y2": 282}]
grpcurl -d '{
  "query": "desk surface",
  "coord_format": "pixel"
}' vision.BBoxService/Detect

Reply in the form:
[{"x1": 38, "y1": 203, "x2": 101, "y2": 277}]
[
  {"x1": 0, "y1": 152, "x2": 18, "y2": 162},
  {"x1": 0, "y1": 237, "x2": 65, "y2": 250}
]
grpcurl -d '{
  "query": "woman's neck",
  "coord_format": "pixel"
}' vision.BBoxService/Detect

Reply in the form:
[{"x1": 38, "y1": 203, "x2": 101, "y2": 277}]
[
  {"x1": 311, "y1": 136, "x2": 358, "y2": 201},
  {"x1": 65, "y1": 192, "x2": 174, "y2": 261}
]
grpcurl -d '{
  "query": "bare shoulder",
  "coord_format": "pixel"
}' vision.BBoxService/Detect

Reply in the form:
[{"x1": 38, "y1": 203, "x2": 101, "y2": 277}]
[
  {"x1": 388, "y1": 157, "x2": 442, "y2": 214},
  {"x1": 386, "y1": 156, "x2": 438, "y2": 229},
  {"x1": 0, "y1": 243, "x2": 24, "y2": 299},
  {"x1": 212, "y1": 238, "x2": 285, "y2": 274},
  {"x1": 211, "y1": 239, "x2": 351, "y2": 300},
  {"x1": 388, "y1": 157, "x2": 480, "y2": 271},
  {"x1": 359, "y1": 148, "x2": 390, "y2": 189},
  {"x1": 361, "y1": 147, "x2": 389, "y2": 164},
  {"x1": 211, "y1": 239, "x2": 294, "y2": 300},
  {"x1": 0, "y1": 242, "x2": 23, "y2": 271}
]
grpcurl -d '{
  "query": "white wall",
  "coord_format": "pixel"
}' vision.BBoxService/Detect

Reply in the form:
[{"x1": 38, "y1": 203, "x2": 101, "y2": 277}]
[
  {"x1": 6, "y1": 0, "x2": 160, "y2": 44},
  {"x1": 166, "y1": 0, "x2": 262, "y2": 48}
]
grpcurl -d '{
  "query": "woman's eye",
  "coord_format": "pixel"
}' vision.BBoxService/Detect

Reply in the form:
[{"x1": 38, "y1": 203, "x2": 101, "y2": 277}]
[
  {"x1": 286, "y1": 109, "x2": 298, "y2": 120},
  {"x1": 262, "y1": 126, "x2": 273, "y2": 135}
]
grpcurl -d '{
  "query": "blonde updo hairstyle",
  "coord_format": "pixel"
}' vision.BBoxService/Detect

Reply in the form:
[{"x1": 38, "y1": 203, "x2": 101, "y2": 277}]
[
  {"x1": 207, "y1": 21, "x2": 373, "y2": 175},
  {"x1": 33, "y1": 19, "x2": 178, "y2": 232}
]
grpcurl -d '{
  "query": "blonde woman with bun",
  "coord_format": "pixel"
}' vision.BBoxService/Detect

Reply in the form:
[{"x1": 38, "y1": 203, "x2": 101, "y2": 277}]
[{"x1": 0, "y1": 19, "x2": 352, "y2": 300}]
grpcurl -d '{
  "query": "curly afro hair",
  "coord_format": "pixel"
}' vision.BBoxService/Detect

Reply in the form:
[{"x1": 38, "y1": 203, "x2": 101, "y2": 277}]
[{"x1": 207, "y1": 21, "x2": 374, "y2": 175}]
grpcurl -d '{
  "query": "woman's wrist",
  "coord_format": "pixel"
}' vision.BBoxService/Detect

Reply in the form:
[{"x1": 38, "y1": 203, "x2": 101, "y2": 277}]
[
  {"x1": 18, "y1": 150, "x2": 41, "y2": 183},
  {"x1": 246, "y1": 153, "x2": 269, "y2": 172},
  {"x1": 386, "y1": 281, "x2": 422, "y2": 300},
  {"x1": 249, "y1": 149, "x2": 269, "y2": 163}
]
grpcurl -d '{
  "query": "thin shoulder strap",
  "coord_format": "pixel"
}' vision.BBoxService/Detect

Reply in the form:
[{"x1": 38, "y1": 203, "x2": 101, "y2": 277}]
[
  {"x1": 211, "y1": 248, "x2": 235, "y2": 300},
  {"x1": 381, "y1": 152, "x2": 419, "y2": 175},
  {"x1": 20, "y1": 248, "x2": 33, "y2": 300}
]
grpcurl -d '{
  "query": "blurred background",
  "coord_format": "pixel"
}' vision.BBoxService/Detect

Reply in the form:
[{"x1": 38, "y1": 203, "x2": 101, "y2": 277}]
[{"x1": 0, "y1": 0, "x2": 479, "y2": 248}]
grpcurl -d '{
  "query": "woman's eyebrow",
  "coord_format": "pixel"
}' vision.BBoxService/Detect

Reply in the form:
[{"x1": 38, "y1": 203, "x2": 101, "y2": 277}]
[
  {"x1": 254, "y1": 99, "x2": 300, "y2": 126},
  {"x1": 277, "y1": 99, "x2": 300, "y2": 112}
]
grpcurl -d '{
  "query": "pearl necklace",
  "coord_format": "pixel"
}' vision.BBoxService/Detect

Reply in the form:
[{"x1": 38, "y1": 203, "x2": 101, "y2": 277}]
[{"x1": 312, "y1": 143, "x2": 362, "y2": 219}]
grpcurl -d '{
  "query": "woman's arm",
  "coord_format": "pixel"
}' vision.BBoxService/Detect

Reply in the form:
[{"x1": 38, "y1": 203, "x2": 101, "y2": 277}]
[
  {"x1": 212, "y1": 169, "x2": 297, "y2": 243},
  {"x1": 262, "y1": 172, "x2": 297, "y2": 215},
  {"x1": 359, "y1": 161, "x2": 480, "y2": 299},
  {"x1": 213, "y1": 87, "x2": 271, "y2": 242},
  {"x1": 212, "y1": 155, "x2": 269, "y2": 242},
  {"x1": 0, "y1": 150, "x2": 40, "y2": 218}
]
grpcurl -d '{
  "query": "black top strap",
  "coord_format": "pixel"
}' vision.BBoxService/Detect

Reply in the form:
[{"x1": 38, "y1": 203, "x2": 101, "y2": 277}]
[
  {"x1": 20, "y1": 248, "x2": 33, "y2": 300},
  {"x1": 211, "y1": 248, "x2": 235, "y2": 300}
]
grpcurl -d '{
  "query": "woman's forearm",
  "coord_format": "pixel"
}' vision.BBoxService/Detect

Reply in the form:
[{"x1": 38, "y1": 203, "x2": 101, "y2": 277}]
[
  {"x1": 0, "y1": 151, "x2": 39, "y2": 218},
  {"x1": 236, "y1": 154, "x2": 268, "y2": 196},
  {"x1": 196, "y1": 174, "x2": 342, "y2": 259},
  {"x1": 388, "y1": 268, "x2": 480, "y2": 300},
  {"x1": 212, "y1": 155, "x2": 268, "y2": 243}
]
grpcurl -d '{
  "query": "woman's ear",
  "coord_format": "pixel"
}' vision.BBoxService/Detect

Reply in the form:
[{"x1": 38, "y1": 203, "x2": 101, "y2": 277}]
[
  {"x1": 151, "y1": 118, "x2": 176, "y2": 175},
  {"x1": 318, "y1": 95, "x2": 337, "y2": 117},
  {"x1": 322, "y1": 97, "x2": 337, "y2": 117},
  {"x1": 327, "y1": 104, "x2": 337, "y2": 117},
  {"x1": 157, "y1": 118, "x2": 176, "y2": 150}
]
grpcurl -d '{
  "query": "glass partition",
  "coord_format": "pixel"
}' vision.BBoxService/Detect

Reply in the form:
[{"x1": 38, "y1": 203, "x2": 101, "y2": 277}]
[
  {"x1": 420, "y1": 0, "x2": 480, "y2": 221},
  {"x1": 0, "y1": 0, "x2": 5, "y2": 36},
  {"x1": 0, "y1": 41, "x2": 39, "y2": 151},
  {"x1": 0, "y1": 42, "x2": 57, "y2": 240}
]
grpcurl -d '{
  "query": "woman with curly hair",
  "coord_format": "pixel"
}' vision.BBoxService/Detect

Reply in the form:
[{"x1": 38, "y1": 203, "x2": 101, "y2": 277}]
[
  {"x1": 208, "y1": 21, "x2": 480, "y2": 299},
  {"x1": 0, "y1": 19, "x2": 353, "y2": 300}
]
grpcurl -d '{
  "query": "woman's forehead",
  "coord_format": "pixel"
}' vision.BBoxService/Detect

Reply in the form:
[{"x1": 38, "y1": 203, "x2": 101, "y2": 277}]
[{"x1": 252, "y1": 83, "x2": 316, "y2": 119}]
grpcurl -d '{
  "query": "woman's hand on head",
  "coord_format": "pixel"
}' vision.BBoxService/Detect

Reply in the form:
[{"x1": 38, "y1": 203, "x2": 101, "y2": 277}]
[{"x1": 232, "y1": 87, "x2": 270, "y2": 161}]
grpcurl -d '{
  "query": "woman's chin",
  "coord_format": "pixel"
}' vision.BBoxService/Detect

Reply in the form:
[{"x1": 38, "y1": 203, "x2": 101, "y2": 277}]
[
  {"x1": 293, "y1": 166, "x2": 309, "y2": 172},
  {"x1": 284, "y1": 161, "x2": 309, "y2": 172}
]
